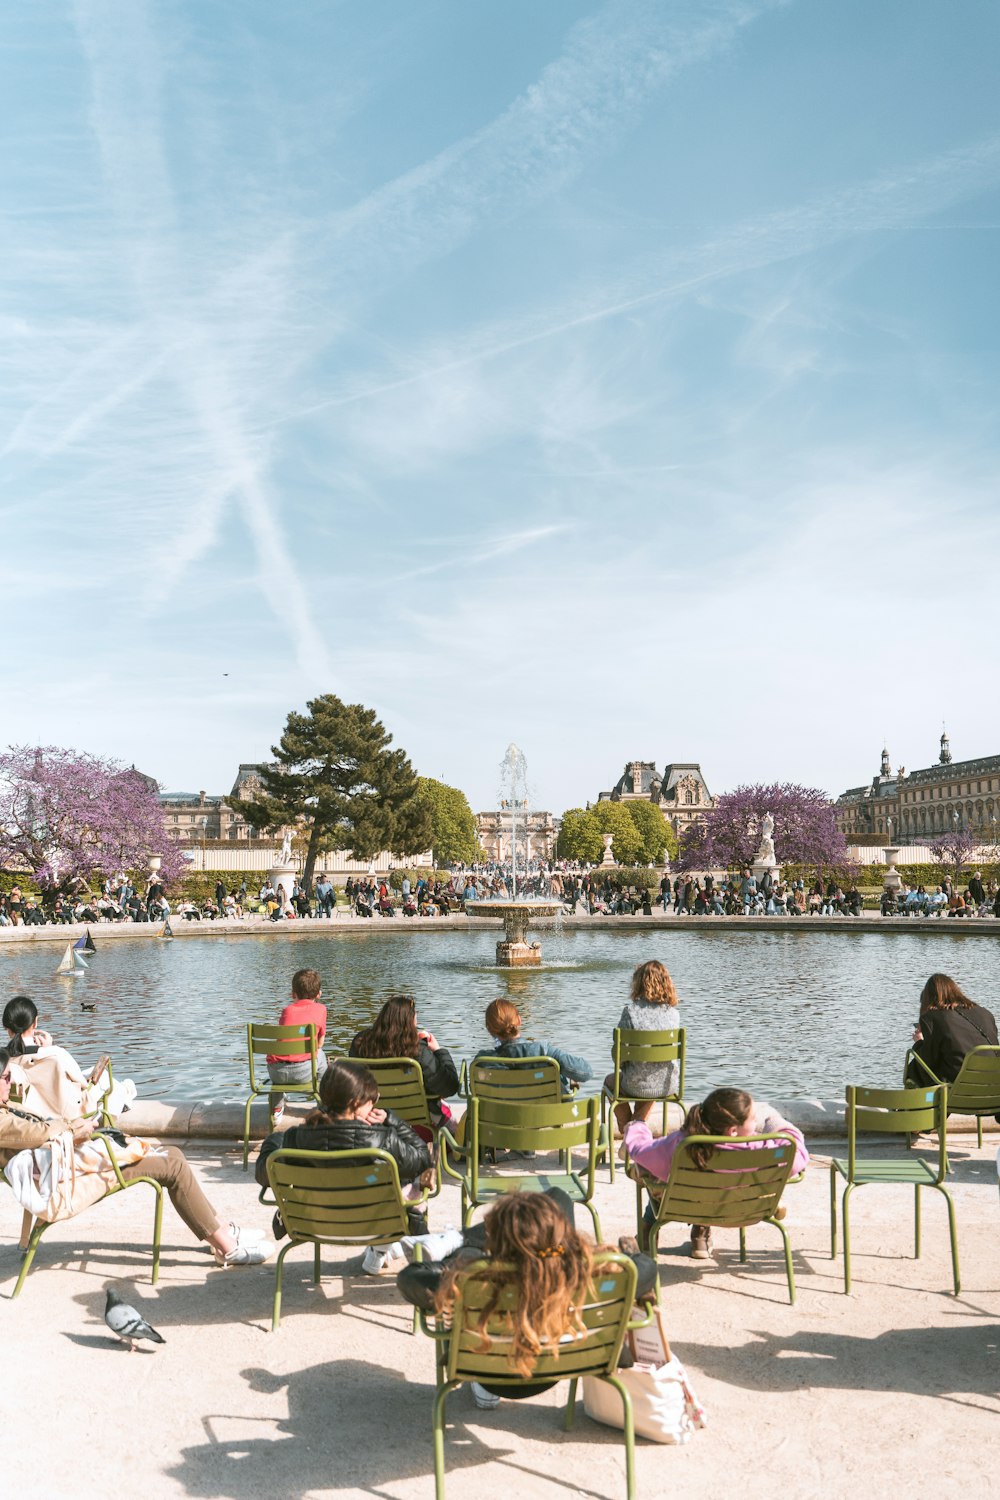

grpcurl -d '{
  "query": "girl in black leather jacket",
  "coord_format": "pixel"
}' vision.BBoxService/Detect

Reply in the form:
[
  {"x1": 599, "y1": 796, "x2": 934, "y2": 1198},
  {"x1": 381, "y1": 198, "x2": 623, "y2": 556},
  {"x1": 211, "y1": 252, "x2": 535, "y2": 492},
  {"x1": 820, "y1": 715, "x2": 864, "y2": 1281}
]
[{"x1": 256, "y1": 1059, "x2": 432, "y2": 1229}]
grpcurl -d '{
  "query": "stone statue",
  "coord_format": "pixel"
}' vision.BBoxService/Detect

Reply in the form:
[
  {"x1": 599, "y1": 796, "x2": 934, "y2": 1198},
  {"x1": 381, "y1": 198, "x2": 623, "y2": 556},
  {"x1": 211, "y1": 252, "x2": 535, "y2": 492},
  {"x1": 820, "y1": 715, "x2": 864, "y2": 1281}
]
[
  {"x1": 278, "y1": 828, "x2": 293, "y2": 866},
  {"x1": 755, "y1": 811, "x2": 776, "y2": 867}
]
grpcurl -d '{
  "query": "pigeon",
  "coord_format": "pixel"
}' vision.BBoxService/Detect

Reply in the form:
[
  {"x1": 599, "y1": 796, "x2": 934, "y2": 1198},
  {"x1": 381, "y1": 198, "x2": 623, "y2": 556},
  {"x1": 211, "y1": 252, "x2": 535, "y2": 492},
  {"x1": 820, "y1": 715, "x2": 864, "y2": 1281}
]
[{"x1": 104, "y1": 1288, "x2": 165, "y2": 1352}]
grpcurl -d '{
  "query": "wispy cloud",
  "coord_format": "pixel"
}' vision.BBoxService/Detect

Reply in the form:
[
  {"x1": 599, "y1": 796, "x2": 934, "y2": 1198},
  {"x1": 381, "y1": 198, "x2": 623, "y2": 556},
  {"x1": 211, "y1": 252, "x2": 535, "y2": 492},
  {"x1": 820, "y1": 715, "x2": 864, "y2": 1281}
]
[{"x1": 389, "y1": 522, "x2": 576, "y2": 582}]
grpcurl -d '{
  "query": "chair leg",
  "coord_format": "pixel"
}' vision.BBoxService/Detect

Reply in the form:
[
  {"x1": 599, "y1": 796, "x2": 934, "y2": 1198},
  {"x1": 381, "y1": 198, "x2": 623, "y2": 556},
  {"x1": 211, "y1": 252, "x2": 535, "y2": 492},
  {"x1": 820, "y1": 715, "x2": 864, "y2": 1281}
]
[
  {"x1": 914, "y1": 1183, "x2": 921, "y2": 1259},
  {"x1": 11, "y1": 1221, "x2": 48, "y2": 1298},
  {"x1": 241, "y1": 1096, "x2": 254, "y2": 1171},
  {"x1": 584, "y1": 1199, "x2": 602, "y2": 1243},
  {"x1": 829, "y1": 1165, "x2": 838, "y2": 1259},
  {"x1": 771, "y1": 1217, "x2": 795, "y2": 1305},
  {"x1": 842, "y1": 1184, "x2": 855, "y2": 1294},
  {"x1": 271, "y1": 1240, "x2": 296, "y2": 1331},
  {"x1": 738, "y1": 1226, "x2": 747, "y2": 1264},
  {"x1": 433, "y1": 1382, "x2": 459, "y2": 1500},
  {"x1": 314, "y1": 1242, "x2": 321, "y2": 1285},
  {"x1": 604, "y1": 1374, "x2": 637, "y2": 1500},
  {"x1": 564, "y1": 1377, "x2": 578, "y2": 1431},
  {"x1": 935, "y1": 1186, "x2": 961, "y2": 1296},
  {"x1": 977, "y1": 1116, "x2": 983, "y2": 1149},
  {"x1": 151, "y1": 1185, "x2": 163, "y2": 1285}
]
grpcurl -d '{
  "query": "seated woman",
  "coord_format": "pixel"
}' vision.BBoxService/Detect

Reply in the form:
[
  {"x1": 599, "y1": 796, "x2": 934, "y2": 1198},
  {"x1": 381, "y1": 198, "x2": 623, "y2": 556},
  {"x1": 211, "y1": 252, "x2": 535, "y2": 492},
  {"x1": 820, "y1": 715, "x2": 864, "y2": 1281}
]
[
  {"x1": 1, "y1": 995, "x2": 137, "y2": 1119},
  {"x1": 603, "y1": 960, "x2": 679, "y2": 1148},
  {"x1": 397, "y1": 1190, "x2": 657, "y2": 1409},
  {"x1": 256, "y1": 1058, "x2": 432, "y2": 1273},
  {"x1": 474, "y1": 999, "x2": 591, "y2": 1095},
  {"x1": 625, "y1": 1087, "x2": 808, "y2": 1260},
  {"x1": 349, "y1": 995, "x2": 459, "y2": 1129},
  {"x1": 0, "y1": 1047, "x2": 272, "y2": 1266},
  {"x1": 906, "y1": 972, "x2": 998, "y2": 1086}
]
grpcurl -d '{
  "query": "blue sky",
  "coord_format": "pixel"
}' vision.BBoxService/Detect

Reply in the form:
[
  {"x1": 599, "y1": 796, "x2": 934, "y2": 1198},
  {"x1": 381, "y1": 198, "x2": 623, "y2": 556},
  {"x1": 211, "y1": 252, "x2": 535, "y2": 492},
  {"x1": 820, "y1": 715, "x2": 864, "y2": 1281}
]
[{"x1": 3, "y1": 0, "x2": 999, "y2": 813}]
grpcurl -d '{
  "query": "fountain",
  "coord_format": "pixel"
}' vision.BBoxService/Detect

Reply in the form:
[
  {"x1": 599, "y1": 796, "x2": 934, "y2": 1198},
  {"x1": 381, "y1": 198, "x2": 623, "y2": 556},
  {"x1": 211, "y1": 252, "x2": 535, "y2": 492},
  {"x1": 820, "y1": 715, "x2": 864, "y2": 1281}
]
[{"x1": 473, "y1": 744, "x2": 561, "y2": 966}]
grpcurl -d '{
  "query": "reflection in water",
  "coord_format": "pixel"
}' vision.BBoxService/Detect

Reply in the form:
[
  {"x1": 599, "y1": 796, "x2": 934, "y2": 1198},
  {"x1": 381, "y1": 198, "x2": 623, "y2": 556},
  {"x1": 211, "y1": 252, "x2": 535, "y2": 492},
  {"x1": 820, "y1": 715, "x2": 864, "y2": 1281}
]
[{"x1": 1, "y1": 927, "x2": 993, "y2": 1102}]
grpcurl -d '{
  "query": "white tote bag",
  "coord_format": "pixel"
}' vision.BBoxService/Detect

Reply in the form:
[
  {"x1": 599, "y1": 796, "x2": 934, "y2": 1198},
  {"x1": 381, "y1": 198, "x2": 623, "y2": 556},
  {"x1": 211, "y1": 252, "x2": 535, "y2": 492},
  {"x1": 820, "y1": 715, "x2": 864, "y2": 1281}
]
[{"x1": 582, "y1": 1307, "x2": 707, "y2": 1445}]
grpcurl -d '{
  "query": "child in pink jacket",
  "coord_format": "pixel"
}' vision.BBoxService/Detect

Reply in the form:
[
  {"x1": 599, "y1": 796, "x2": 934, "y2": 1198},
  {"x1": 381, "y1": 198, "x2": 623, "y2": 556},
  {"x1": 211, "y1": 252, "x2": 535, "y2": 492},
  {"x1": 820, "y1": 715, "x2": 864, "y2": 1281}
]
[{"x1": 624, "y1": 1087, "x2": 808, "y2": 1260}]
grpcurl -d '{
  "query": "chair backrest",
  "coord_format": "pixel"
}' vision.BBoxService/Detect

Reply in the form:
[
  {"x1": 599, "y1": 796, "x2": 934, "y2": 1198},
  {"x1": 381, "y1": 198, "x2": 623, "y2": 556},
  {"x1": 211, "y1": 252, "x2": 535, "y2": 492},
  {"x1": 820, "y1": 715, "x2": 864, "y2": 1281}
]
[
  {"x1": 247, "y1": 1023, "x2": 318, "y2": 1091},
  {"x1": 467, "y1": 1055, "x2": 563, "y2": 1102},
  {"x1": 266, "y1": 1147, "x2": 410, "y2": 1244},
  {"x1": 846, "y1": 1083, "x2": 947, "y2": 1181},
  {"x1": 948, "y1": 1047, "x2": 1000, "y2": 1115},
  {"x1": 611, "y1": 1027, "x2": 685, "y2": 1098},
  {"x1": 442, "y1": 1251, "x2": 638, "y2": 1386},
  {"x1": 654, "y1": 1133, "x2": 797, "y2": 1228},
  {"x1": 466, "y1": 1096, "x2": 600, "y2": 1199},
  {"x1": 341, "y1": 1055, "x2": 432, "y2": 1128}
]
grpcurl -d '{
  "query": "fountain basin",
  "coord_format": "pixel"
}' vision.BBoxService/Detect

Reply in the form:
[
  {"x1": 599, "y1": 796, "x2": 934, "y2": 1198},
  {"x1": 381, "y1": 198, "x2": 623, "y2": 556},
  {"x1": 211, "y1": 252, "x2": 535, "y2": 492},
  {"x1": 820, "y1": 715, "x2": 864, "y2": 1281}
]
[{"x1": 469, "y1": 898, "x2": 562, "y2": 966}]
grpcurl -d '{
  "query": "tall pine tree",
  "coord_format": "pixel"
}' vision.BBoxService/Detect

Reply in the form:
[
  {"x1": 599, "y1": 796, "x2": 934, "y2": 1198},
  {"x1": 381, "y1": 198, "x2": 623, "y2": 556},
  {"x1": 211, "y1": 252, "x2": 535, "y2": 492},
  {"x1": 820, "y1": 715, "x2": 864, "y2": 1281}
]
[{"x1": 231, "y1": 695, "x2": 432, "y2": 890}]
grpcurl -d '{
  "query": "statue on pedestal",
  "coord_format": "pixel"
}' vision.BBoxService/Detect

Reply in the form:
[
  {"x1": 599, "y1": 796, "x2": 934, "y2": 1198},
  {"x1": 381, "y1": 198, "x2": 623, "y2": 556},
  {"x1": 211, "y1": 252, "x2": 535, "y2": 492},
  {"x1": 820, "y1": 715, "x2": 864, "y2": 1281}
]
[
  {"x1": 278, "y1": 828, "x2": 293, "y2": 866},
  {"x1": 755, "y1": 811, "x2": 776, "y2": 867}
]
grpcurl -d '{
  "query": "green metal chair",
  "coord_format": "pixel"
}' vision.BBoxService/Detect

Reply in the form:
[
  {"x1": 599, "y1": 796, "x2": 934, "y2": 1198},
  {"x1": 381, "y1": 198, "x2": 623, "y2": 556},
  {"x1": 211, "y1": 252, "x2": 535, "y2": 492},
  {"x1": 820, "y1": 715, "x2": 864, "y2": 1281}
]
[
  {"x1": 601, "y1": 1027, "x2": 686, "y2": 1183},
  {"x1": 905, "y1": 1045, "x2": 1000, "y2": 1149},
  {"x1": 266, "y1": 1145, "x2": 431, "y2": 1331},
  {"x1": 632, "y1": 1132, "x2": 798, "y2": 1303},
  {"x1": 830, "y1": 1083, "x2": 959, "y2": 1295},
  {"x1": 242, "y1": 1022, "x2": 323, "y2": 1170},
  {"x1": 440, "y1": 1095, "x2": 604, "y2": 1238},
  {"x1": 335, "y1": 1055, "x2": 443, "y2": 1198},
  {"x1": 460, "y1": 1054, "x2": 564, "y2": 1102},
  {"x1": 420, "y1": 1251, "x2": 651, "y2": 1500},
  {"x1": 2, "y1": 1135, "x2": 164, "y2": 1298}
]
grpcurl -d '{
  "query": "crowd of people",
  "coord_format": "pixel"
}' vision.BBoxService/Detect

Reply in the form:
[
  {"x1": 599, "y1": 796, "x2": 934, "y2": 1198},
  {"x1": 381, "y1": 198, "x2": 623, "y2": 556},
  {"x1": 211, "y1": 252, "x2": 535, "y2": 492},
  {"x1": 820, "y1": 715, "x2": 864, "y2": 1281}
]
[{"x1": 1, "y1": 956, "x2": 996, "y2": 1418}]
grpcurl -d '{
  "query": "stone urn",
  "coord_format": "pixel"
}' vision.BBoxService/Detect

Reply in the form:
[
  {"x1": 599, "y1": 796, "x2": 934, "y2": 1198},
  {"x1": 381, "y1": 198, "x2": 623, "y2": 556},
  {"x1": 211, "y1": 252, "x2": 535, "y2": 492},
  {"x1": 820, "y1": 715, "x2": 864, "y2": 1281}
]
[
  {"x1": 600, "y1": 833, "x2": 615, "y2": 867},
  {"x1": 882, "y1": 848, "x2": 903, "y2": 892}
]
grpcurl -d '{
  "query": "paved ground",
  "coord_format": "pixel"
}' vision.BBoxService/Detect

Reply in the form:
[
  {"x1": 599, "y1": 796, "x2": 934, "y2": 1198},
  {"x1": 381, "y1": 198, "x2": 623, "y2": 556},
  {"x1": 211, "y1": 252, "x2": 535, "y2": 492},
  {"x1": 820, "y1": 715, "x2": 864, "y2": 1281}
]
[{"x1": 3, "y1": 1133, "x2": 999, "y2": 1500}]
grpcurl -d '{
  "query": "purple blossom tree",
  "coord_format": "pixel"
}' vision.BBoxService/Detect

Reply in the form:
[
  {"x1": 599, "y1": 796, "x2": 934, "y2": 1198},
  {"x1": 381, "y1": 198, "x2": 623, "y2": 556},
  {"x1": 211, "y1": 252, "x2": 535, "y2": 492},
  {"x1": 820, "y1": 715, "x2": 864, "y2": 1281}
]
[
  {"x1": 678, "y1": 783, "x2": 848, "y2": 873},
  {"x1": 0, "y1": 745, "x2": 185, "y2": 889},
  {"x1": 928, "y1": 825, "x2": 978, "y2": 880}
]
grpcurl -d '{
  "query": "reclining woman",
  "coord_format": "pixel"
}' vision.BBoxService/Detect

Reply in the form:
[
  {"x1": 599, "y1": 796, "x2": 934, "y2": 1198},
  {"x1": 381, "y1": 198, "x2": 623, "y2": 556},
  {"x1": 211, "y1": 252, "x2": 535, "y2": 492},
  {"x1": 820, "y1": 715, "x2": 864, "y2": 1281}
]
[
  {"x1": 474, "y1": 999, "x2": 591, "y2": 1095},
  {"x1": 349, "y1": 995, "x2": 459, "y2": 1129},
  {"x1": 3, "y1": 995, "x2": 135, "y2": 1124},
  {"x1": 396, "y1": 1189, "x2": 657, "y2": 1410},
  {"x1": 0, "y1": 1047, "x2": 273, "y2": 1266},
  {"x1": 256, "y1": 1058, "x2": 432, "y2": 1274}
]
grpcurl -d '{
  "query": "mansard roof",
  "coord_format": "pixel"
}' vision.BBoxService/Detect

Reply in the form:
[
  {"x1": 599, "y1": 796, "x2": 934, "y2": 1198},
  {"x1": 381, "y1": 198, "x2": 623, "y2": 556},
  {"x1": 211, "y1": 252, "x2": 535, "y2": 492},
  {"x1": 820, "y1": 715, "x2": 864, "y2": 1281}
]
[{"x1": 907, "y1": 754, "x2": 1000, "y2": 783}]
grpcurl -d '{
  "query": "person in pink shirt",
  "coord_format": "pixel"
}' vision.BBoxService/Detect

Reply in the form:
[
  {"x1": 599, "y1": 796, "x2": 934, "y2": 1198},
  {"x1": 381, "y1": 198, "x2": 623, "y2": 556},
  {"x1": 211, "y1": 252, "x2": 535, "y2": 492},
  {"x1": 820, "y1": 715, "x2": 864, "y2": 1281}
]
[
  {"x1": 266, "y1": 967, "x2": 328, "y2": 1123},
  {"x1": 624, "y1": 1087, "x2": 808, "y2": 1261}
]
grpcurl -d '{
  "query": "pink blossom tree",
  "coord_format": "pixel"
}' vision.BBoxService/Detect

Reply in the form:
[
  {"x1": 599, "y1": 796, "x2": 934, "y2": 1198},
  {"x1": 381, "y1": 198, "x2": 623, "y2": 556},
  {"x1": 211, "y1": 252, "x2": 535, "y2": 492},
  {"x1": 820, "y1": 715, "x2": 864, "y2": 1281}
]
[
  {"x1": 678, "y1": 783, "x2": 848, "y2": 873},
  {"x1": 0, "y1": 745, "x2": 185, "y2": 889},
  {"x1": 928, "y1": 825, "x2": 978, "y2": 881}
]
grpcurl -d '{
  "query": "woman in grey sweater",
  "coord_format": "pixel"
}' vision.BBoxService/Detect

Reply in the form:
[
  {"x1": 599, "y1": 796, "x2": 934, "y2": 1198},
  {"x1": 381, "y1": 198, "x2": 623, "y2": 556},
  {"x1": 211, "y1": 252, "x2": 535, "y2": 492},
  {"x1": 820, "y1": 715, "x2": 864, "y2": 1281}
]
[{"x1": 605, "y1": 960, "x2": 680, "y2": 1140}]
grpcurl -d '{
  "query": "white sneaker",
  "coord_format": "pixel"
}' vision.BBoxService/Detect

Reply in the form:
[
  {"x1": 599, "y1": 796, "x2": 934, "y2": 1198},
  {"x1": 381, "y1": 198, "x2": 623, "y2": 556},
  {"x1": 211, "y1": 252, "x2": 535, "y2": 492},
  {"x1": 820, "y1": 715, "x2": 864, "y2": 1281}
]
[
  {"x1": 361, "y1": 1242, "x2": 404, "y2": 1275},
  {"x1": 227, "y1": 1222, "x2": 266, "y2": 1242},
  {"x1": 471, "y1": 1382, "x2": 501, "y2": 1410},
  {"x1": 223, "y1": 1237, "x2": 275, "y2": 1268},
  {"x1": 400, "y1": 1228, "x2": 465, "y2": 1262}
]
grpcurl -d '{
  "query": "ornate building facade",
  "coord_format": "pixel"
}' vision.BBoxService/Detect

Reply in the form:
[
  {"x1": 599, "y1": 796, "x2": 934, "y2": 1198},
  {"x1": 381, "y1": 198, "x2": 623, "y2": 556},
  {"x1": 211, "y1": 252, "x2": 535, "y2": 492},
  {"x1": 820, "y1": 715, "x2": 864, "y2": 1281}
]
[
  {"x1": 836, "y1": 733, "x2": 1000, "y2": 841},
  {"x1": 475, "y1": 809, "x2": 557, "y2": 863},
  {"x1": 598, "y1": 759, "x2": 714, "y2": 838},
  {"x1": 159, "y1": 764, "x2": 266, "y2": 843}
]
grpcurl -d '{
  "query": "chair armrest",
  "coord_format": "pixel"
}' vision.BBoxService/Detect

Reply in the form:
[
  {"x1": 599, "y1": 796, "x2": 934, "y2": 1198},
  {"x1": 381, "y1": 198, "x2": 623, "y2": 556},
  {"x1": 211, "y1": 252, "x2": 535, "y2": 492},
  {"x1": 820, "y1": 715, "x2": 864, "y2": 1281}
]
[
  {"x1": 904, "y1": 1050, "x2": 941, "y2": 1085},
  {"x1": 438, "y1": 1126, "x2": 469, "y2": 1183},
  {"x1": 625, "y1": 1301, "x2": 656, "y2": 1331},
  {"x1": 96, "y1": 1131, "x2": 130, "y2": 1190}
]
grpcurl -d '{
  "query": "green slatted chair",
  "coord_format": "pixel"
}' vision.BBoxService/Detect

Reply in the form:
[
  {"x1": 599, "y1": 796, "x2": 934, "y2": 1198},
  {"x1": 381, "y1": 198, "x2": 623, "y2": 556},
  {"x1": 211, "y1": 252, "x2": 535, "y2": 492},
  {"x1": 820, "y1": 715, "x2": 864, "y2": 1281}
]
[
  {"x1": 242, "y1": 1022, "x2": 323, "y2": 1171},
  {"x1": 904, "y1": 1045, "x2": 1000, "y2": 1150},
  {"x1": 266, "y1": 1145, "x2": 430, "y2": 1330},
  {"x1": 440, "y1": 1096, "x2": 604, "y2": 1238},
  {"x1": 336, "y1": 1055, "x2": 443, "y2": 1198},
  {"x1": 601, "y1": 1028, "x2": 686, "y2": 1183},
  {"x1": 830, "y1": 1083, "x2": 959, "y2": 1295},
  {"x1": 633, "y1": 1132, "x2": 798, "y2": 1303},
  {"x1": 461, "y1": 1054, "x2": 564, "y2": 1102},
  {"x1": 420, "y1": 1251, "x2": 651, "y2": 1500},
  {"x1": 2, "y1": 1136, "x2": 164, "y2": 1299}
]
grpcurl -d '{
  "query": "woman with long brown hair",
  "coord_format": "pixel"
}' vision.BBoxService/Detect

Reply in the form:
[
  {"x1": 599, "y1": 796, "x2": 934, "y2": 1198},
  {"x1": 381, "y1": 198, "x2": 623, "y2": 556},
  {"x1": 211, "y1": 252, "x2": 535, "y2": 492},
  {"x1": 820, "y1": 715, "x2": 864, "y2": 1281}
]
[
  {"x1": 604, "y1": 959, "x2": 680, "y2": 1142},
  {"x1": 349, "y1": 995, "x2": 459, "y2": 1124},
  {"x1": 397, "y1": 1190, "x2": 656, "y2": 1409},
  {"x1": 907, "y1": 972, "x2": 998, "y2": 1084}
]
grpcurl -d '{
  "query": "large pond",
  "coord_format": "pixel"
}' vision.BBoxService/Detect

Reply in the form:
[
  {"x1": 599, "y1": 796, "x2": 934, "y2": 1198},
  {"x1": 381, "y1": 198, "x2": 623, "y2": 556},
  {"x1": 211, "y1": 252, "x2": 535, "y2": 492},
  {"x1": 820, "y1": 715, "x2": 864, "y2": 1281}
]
[{"x1": 1, "y1": 927, "x2": 996, "y2": 1103}]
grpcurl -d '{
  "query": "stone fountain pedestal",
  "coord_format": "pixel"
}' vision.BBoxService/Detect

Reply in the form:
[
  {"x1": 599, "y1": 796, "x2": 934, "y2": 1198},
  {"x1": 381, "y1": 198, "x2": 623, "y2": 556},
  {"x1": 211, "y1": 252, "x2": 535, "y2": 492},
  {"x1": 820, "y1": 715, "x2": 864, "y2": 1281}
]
[{"x1": 474, "y1": 899, "x2": 562, "y2": 967}]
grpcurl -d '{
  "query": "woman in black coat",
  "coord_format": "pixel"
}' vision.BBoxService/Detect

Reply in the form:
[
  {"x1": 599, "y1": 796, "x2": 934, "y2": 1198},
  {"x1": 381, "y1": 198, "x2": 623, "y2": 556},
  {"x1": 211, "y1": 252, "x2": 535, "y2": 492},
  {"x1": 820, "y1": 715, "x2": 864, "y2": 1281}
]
[
  {"x1": 907, "y1": 972, "x2": 998, "y2": 1085},
  {"x1": 256, "y1": 1059, "x2": 433, "y2": 1238},
  {"x1": 349, "y1": 995, "x2": 459, "y2": 1126}
]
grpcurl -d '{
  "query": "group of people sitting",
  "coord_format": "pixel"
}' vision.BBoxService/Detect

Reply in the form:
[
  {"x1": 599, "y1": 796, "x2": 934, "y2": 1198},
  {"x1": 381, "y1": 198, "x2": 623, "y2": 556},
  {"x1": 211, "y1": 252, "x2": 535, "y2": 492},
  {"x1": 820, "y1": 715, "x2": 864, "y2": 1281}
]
[
  {"x1": 1, "y1": 958, "x2": 996, "y2": 1414},
  {"x1": 882, "y1": 873, "x2": 1000, "y2": 918},
  {"x1": 0, "y1": 879, "x2": 171, "y2": 927}
]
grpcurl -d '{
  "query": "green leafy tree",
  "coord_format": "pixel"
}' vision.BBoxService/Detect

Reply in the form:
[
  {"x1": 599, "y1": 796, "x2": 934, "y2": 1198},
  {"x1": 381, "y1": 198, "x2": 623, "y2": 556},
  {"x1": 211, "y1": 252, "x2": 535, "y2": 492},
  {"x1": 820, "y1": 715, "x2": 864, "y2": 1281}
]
[
  {"x1": 416, "y1": 777, "x2": 478, "y2": 866},
  {"x1": 556, "y1": 807, "x2": 604, "y2": 864},
  {"x1": 624, "y1": 800, "x2": 677, "y2": 865},
  {"x1": 591, "y1": 801, "x2": 643, "y2": 865},
  {"x1": 230, "y1": 694, "x2": 432, "y2": 890}
]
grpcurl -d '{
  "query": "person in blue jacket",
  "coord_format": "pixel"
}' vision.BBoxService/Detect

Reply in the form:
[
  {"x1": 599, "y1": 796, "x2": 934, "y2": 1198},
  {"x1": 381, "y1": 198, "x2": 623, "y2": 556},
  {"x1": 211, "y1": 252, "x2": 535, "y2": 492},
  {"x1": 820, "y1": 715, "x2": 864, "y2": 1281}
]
[{"x1": 474, "y1": 998, "x2": 591, "y2": 1093}]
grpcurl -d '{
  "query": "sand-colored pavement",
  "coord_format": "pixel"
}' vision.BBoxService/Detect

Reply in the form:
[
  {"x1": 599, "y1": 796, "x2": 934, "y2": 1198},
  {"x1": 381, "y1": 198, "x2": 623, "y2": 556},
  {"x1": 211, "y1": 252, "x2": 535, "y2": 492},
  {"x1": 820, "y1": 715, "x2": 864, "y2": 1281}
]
[{"x1": 3, "y1": 1135, "x2": 998, "y2": 1500}]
